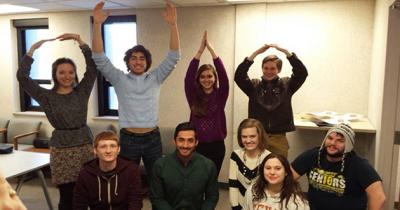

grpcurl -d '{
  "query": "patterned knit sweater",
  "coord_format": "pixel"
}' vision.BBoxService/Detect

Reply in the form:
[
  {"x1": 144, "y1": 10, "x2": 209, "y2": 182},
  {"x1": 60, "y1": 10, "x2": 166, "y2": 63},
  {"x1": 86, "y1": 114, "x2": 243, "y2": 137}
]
[
  {"x1": 184, "y1": 57, "x2": 229, "y2": 142},
  {"x1": 17, "y1": 44, "x2": 97, "y2": 148},
  {"x1": 229, "y1": 149, "x2": 271, "y2": 210}
]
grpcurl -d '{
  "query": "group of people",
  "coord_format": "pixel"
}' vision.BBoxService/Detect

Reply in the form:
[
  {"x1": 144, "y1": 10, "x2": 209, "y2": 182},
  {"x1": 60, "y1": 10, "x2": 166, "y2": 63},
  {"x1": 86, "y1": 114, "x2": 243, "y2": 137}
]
[{"x1": 0, "y1": 0, "x2": 385, "y2": 210}]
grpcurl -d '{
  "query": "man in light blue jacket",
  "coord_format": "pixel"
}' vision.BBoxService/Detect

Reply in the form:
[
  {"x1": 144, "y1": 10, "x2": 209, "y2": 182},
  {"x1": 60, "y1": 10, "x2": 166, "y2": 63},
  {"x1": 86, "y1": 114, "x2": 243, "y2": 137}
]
[{"x1": 91, "y1": 0, "x2": 180, "y2": 179}]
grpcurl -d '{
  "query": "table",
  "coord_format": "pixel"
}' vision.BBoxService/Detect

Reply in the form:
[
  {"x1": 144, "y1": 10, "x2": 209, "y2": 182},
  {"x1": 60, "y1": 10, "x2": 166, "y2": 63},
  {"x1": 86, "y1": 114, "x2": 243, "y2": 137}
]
[
  {"x1": 0, "y1": 150, "x2": 53, "y2": 210},
  {"x1": 294, "y1": 115, "x2": 376, "y2": 133}
]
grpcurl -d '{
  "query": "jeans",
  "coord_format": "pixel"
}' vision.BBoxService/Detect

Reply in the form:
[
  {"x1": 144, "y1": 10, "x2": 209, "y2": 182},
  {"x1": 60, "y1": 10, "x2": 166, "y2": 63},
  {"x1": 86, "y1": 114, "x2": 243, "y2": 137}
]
[{"x1": 119, "y1": 128, "x2": 162, "y2": 179}]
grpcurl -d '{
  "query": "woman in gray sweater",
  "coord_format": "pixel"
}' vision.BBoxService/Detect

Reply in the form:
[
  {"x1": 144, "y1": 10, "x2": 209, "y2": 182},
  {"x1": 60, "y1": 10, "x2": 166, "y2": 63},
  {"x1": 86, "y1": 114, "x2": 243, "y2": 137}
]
[{"x1": 17, "y1": 34, "x2": 97, "y2": 210}]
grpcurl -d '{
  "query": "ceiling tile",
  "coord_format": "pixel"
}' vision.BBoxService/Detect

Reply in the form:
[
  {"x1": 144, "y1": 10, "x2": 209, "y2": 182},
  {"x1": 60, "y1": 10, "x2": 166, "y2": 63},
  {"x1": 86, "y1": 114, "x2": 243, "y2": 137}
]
[
  {"x1": 59, "y1": 0, "x2": 125, "y2": 10},
  {"x1": 21, "y1": 2, "x2": 79, "y2": 11},
  {"x1": 109, "y1": 0, "x2": 164, "y2": 8}
]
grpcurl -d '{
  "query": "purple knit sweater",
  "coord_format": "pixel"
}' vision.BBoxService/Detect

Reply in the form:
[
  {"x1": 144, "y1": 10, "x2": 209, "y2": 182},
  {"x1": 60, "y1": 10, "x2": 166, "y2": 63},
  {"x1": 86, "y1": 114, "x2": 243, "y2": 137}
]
[{"x1": 184, "y1": 57, "x2": 229, "y2": 143}]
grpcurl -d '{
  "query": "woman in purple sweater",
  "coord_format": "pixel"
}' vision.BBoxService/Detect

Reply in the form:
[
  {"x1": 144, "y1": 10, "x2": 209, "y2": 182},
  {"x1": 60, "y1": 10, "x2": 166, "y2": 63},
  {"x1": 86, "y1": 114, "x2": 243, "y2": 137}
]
[{"x1": 184, "y1": 31, "x2": 229, "y2": 175}]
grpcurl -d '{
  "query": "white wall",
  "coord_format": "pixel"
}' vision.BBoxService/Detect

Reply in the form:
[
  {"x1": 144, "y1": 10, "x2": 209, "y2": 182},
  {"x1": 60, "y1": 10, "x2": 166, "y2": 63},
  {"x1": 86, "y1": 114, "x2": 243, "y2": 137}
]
[
  {"x1": 136, "y1": 5, "x2": 236, "y2": 182},
  {"x1": 0, "y1": 0, "x2": 378, "y2": 184},
  {"x1": 233, "y1": 0, "x2": 375, "y2": 162}
]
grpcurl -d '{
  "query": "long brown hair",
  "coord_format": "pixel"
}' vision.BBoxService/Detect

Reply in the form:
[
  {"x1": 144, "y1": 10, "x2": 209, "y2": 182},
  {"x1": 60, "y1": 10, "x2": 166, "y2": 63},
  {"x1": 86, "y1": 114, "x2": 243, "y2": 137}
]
[
  {"x1": 252, "y1": 153, "x2": 306, "y2": 209},
  {"x1": 51, "y1": 58, "x2": 79, "y2": 91},
  {"x1": 191, "y1": 64, "x2": 218, "y2": 117},
  {"x1": 237, "y1": 118, "x2": 268, "y2": 151}
]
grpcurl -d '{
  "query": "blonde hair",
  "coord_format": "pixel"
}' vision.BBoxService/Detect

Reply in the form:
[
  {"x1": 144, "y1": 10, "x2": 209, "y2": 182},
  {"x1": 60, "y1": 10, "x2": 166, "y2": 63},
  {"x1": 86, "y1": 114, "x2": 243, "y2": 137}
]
[{"x1": 237, "y1": 118, "x2": 268, "y2": 150}]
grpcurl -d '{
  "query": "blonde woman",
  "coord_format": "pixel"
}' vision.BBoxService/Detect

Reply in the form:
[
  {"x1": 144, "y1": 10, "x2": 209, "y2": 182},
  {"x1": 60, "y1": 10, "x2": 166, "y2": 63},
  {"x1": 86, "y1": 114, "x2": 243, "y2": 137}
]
[{"x1": 229, "y1": 118, "x2": 271, "y2": 210}]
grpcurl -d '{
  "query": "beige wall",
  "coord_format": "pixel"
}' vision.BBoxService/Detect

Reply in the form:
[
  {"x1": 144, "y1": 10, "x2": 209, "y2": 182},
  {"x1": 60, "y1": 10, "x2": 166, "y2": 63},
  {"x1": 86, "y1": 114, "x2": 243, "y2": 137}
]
[
  {"x1": 0, "y1": 0, "x2": 379, "y2": 184},
  {"x1": 370, "y1": 0, "x2": 400, "y2": 207},
  {"x1": 233, "y1": 1, "x2": 375, "y2": 162},
  {"x1": 136, "y1": 5, "x2": 236, "y2": 182}
]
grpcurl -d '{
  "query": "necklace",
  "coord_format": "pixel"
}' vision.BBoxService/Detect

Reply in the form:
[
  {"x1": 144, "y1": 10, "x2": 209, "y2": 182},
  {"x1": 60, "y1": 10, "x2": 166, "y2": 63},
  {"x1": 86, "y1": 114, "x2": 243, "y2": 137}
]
[{"x1": 242, "y1": 150, "x2": 262, "y2": 185}]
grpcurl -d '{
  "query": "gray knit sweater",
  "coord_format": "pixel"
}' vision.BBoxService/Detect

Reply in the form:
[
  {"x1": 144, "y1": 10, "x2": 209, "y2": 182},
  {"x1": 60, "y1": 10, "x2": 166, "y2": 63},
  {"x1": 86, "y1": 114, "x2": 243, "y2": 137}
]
[{"x1": 17, "y1": 44, "x2": 97, "y2": 148}]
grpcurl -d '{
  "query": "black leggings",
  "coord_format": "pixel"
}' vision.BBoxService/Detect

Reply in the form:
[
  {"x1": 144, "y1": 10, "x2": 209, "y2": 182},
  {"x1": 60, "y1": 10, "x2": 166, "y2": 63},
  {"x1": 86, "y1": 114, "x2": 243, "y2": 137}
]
[
  {"x1": 196, "y1": 141, "x2": 225, "y2": 176},
  {"x1": 58, "y1": 182, "x2": 75, "y2": 210}
]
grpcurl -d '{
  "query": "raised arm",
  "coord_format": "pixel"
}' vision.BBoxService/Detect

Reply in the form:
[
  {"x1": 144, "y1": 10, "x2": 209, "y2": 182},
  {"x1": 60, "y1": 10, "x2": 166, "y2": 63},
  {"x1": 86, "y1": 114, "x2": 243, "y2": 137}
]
[
  {"x1": 210, "y1": 43, "x2": 229, "y2": 105},
  {"x1": 269, "y1": 44, "x2": 292, "y2": 57},
  {"x1": 248, "y1": 44, "x2": 271, "y2": 61},
  {"x1": 57, "y1": 33, "x2": 97, "y2": 95},
  {"x1": 234, "y1": 44, "x2": 271, "y2": 96},
  {"x1": 92, "y1": 1, "x2": 109, "y2": 53},
  {"x1": 163, "y1": 0, "x2": 179, "y2": 51},
  {"x1": 194, "y1": 31, "x2": 207, "y2": 60},
  {"x1": 57, "y1": 33, "x2": 86, "y2": 47},
  {"x1": 17, "y1": 39, "x2": 55, "y2": 101},
  {"x1": 91, "y1": 2, "x2": 125, "y2": 85},
  {"x1": 270, "y1": 44, "x2": 308, "y2": 93},
  {"x1": 185, "y1": 31, "x2": 207, "y2": 105},
  {"x1": 205, "y1": 34, "x2": 218, "y2": 60},
  {"x1": 184, "y1": 58, "x2": 200, "y2": 106},
  {"x1": 26, "y1": 39, "x2": 55, "y2": 57},
  {"x1": 151, "y1": 1, "x2": 181, "y2": 83}
]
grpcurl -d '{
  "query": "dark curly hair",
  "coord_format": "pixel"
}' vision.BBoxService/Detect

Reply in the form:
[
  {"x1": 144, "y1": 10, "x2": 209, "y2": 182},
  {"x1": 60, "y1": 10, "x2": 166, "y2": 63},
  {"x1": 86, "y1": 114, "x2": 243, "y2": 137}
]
[
  {"x1": 123, "y1": 45, "x2": 152, "y2": 72},
  {"x1": 251, "y1": 153, "x2": 306, "y2": 209},
  {"x1": 51, "y1": 58, "x2": 79, "y2": 91},
  {"x1": 174, "y1": 122, "x2": 197, "y2": 140}
]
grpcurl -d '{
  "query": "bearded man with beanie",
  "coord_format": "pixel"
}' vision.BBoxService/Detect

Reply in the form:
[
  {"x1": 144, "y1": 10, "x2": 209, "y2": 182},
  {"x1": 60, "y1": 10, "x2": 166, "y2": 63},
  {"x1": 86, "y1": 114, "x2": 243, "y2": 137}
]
[{"x1": 291, "y1": 123, "x2": 385, "y2": 210}]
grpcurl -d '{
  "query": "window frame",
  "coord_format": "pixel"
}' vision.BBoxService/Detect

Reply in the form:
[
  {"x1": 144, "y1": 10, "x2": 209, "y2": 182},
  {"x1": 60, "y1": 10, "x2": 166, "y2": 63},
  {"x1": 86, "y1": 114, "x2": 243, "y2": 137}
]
[
  {"x1": 15, "y1": 20, "x2": 50, "y2": 112},
  {"x1": 96, "y1": 15, "x2": 137, "y2": 116}
]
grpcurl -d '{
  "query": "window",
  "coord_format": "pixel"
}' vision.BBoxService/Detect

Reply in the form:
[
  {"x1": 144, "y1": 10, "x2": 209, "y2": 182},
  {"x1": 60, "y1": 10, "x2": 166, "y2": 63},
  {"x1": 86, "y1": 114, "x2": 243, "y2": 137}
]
[
  {"x1": 97, "y1": 15, "x2": 137, "y2": 116},
  {"x1": 15, "y1": 18, "x2": 50, "y2": 112}
]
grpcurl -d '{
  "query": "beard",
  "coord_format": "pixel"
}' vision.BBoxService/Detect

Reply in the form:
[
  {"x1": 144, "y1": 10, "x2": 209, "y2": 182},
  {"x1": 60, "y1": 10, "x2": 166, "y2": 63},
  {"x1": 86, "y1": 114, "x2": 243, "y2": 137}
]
[{"x1": 324, "y1": 147, "x2": 344, "y2": 158}]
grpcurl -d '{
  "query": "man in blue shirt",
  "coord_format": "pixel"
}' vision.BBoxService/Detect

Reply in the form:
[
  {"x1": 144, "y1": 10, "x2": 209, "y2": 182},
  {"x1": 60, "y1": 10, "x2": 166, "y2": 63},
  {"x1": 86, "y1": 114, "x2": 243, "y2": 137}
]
[{"x1": 91, "y1": 0, "x2": 181, "y2": 179}]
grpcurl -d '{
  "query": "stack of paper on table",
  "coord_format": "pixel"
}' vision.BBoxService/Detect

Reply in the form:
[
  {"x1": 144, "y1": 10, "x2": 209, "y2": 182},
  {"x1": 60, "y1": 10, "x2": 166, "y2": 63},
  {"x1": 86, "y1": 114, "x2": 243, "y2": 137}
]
[{"x1": 299, "y1": 111, "x2": 363, "y2": 127}]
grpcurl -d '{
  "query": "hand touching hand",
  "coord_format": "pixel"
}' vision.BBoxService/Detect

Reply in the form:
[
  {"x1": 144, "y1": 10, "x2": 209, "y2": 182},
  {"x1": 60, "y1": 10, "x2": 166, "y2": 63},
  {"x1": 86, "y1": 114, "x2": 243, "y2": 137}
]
[
  {"x1": 57, "y1": 33, "x2": 85, "y2": 46},
  {"x1": 198, "y1": 30, "x2": 207, "y2": 53},
  {"x1": 254, "y1": 44, "x2": 271, "y2": 55},
  {"x1": 205, "y1": 32, "x2": 217, "y2": 59},
  {"x1": 269, "y1": 44, "x2": 292, "y2": 57},
  {"x1": 248, "y1": 44, "x2": 271, "y2": 61}
]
